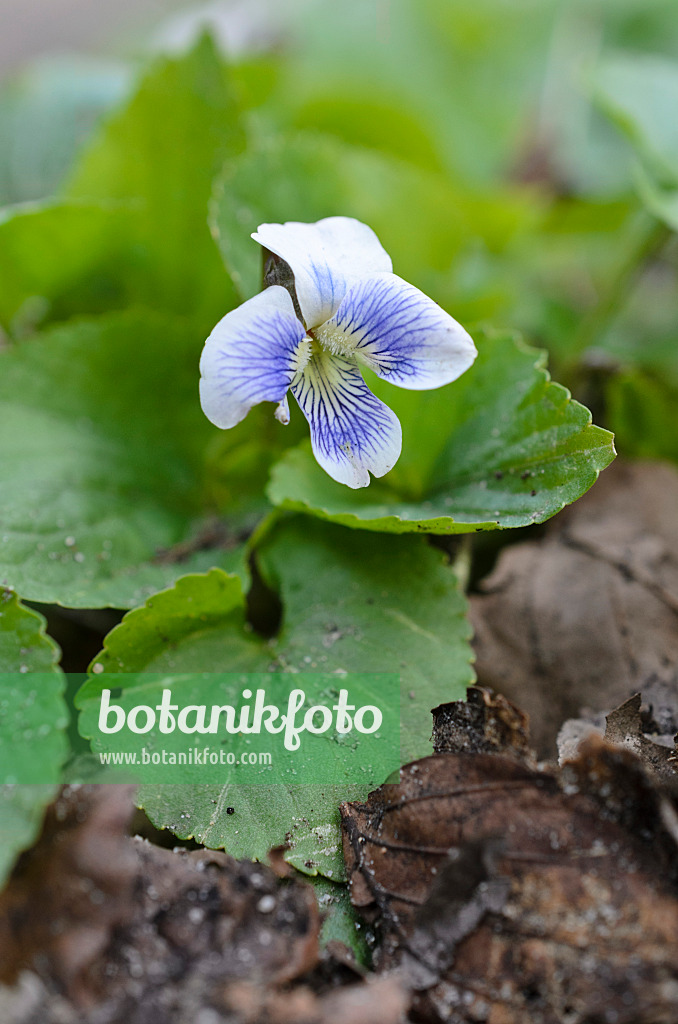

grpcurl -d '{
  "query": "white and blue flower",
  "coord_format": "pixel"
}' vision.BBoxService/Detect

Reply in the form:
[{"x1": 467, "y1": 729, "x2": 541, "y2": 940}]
[{"x1": 199, "y1": 217, "x2": 477, "y2": 488}]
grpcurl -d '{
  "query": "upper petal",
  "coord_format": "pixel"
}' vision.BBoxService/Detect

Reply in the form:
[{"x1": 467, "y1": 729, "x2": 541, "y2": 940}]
[
  {"x1": 315, "y1": 273, "x2": 477, "y2": 390},
  {"x1": 199, "y1": 286, "x2": 308, "y2": 429},
  {"x1": 252, "y1": 217, "x2": 392, "y2": 331},
  {"x1": 291, "y1": 347, "x2": 402, "y2": 489}
]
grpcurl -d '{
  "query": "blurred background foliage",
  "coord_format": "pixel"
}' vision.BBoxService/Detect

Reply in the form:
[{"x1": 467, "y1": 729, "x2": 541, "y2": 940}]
[{"x1": 1, "y1": 0, "x2": 677, "y2": 465}]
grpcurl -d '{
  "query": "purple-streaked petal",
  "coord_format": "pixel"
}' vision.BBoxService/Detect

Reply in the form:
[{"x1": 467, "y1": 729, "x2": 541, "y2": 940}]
[
  {"x1": 315, "y1": 273, "x2": 477, "y2": 390},
  {"x1": 199, "y1": 286, "x2": 309, "y2": 429},
  {"x1": 291, "y1": 348, "x2": 401, "y2": 489},
  {"x1": 252, "y1": 217, "x2": 392, "y2": 331}
]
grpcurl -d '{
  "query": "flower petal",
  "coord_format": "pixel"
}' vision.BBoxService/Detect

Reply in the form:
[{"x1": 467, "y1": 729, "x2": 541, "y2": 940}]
[
  {"x1": 291, "y1": 348, "x2": 401, "y2": 489},
  {"x1": 199, "y1": 286, "x2": 309, "y2": 429},
  {"x1": 274, "y1": 395, "x2": 290, "y2": 425},
  {"x1": 315, "y1": 273, "x2": 477, "y2": 390},
  {"x1": 252, "y1": 217, "x2": 392, "y2": 331}
]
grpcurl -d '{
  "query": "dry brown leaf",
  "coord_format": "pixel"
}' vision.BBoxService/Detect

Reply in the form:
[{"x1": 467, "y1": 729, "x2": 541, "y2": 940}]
[
  {"x1": 342, "y1": 747, "x2": 678, "y2": 1023},
  {"x1": 562, "y1": 731, "x2": 678, "y2": 871},
  {"x1": 604, "y1": 693, "x2": 677, "y2": 777},
  {"x1": 470, "y1": 460, "x2": 678, "y2": 755},
  {"x1": 558, "y1": 690, "x2": 678, "y2": 766},
  {"x1": 0, "y1": 785, "x2": 138, "y2": 998}
]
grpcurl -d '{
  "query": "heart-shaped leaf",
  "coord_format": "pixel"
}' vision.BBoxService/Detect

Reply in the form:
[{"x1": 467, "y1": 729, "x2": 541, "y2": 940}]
[
  {"x1": 268, "y1": 329, "x2": 615, "y2": 533},
  {"x1": 65, "y1": 34, "x2": 244, "y2": 324},
  {"x1": 0, "y1": 310, "x2": 250, "y2": 608},
  {"x1": 77, "y1": 517, "x2": 473, "y2": 876}
]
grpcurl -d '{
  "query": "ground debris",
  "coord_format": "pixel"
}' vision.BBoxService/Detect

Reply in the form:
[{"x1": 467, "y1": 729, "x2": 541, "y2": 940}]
[
  {"x1": 432, "y1": 686, "x2": 532, "y2": 762},
  {"x1": 0, "y1": 784, "x2": 138, "y2": 1000},
  {"x1": 0, "y1": 786, "x2": 408, "y2": 1024},
  {"x1": 342, "y1": 712, "x2": 678, "y2": 1023},
  {"x1": 558, "y1": 688, "x2": 678, "y2": 767},
  {"x1": 604, "y1": 693, "x2": 677, "y2": 776},
  {"x1": 218, "y1": 975, "x2": 408, "y2": 1024},
  {"x1": 470, "y1": 459, "x2": 678, "y2": 755},
  {"x1": 562, "y1": 732, "x2": 678, "y2": 875}
]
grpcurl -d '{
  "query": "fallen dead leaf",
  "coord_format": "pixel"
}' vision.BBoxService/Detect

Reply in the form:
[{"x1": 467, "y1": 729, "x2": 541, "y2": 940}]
[
  {"x1": 342, "y1": 742, "x2": 678, "y2": 1023},
  {"x1": 558, "y1": 689, "x2": 678, "y2": 769},
  {"x1": 0, "y1": 785, "x2": 138, "y2": 999},
  {"x1": 561, "y1": 731, "x2": 678, "y2": 874},
  {"x1": 470, "y1": 459, "x2": 678, "y2": 755},
  {"x1": 604, "y1": 693, "x2": 677, "y2": 777}
]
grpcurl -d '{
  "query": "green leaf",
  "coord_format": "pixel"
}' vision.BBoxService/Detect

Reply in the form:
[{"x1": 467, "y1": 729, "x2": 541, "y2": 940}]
[
  {"x1": 268, "y1": 329, "x2": 616, "y2": 534},
  {"x1": 65, "y1": 34, "x2": 244, "y2": 323},
  {"x1": 81, "y1": 570, "x2": 257, "y2": 672},
  {"x1": 0, "y1": 786, "x2": 56, "y2": 886},
  {"x1": 0, "y1": 589, "x2": 67, "y2": 885},
  {"x1": 255, "y1": 518, "x2": 472, "y2": 762},
  {"x1": 311, "y1": 875, "x2": 370, "y2": 965},
  {"x1": 593, "y1": 52, "x2": 678, "y2": 186},
  {"x1": 0, "y1": 200, "x2": 137, "y2": 333},
  {"x1": 137, "y1": 782, "x2": 360, "y2": 882},
  {"x1": 263, "y1": 0, "x2": 562, "y2": 185},
  {"x1": 634, "y1": 163, "x2": 678, "y2": 232},
  {"x1": 606, "y1": 369, "x2": 678, "y2": 464},
  {"x1": 80, "y1": 518, "x2": 472, "y2": 875},
  {"x1": 0, "y1": 38, "x2": 246, "y2": 336},
  {"x1": 0, "y1": 589, "x2": 61, "y2": 674},
  {"x1": 290, "y1": 94, "x2": 446, "y2": 173},
  {"x1": 88, "y1": 521, "x2": 472, "y2": 759},
  {"x1": 0, "y1": 310, "x2": 250, "y2": 609},
  {"x1": 211, "y1": 131, "x2": 532, "y2": 311}
]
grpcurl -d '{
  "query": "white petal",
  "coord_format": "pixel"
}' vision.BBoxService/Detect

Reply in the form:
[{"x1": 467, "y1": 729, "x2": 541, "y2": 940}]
[
  {"x1": 199, "y1": 286, "x2": 308, "y2": 429},
  {"x1": 291, "y1": 348, "x2": 401, "y2": 489},
  {"x1": 252, "y1": 217, "x2": 392, "y2": 331},
  {"x1": 274, "y1": 395, "x2": 290, "y2": 425},
  {"x1": 315, "y1": 273, "x2": 477, "y2": 390}
]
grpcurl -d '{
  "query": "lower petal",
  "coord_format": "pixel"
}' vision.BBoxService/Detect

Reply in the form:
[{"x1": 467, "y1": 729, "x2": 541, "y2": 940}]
[
  {"x1": 199, "y1": 286, "x2": 308, "y2": 429},
  {"x1": 315, "y1": 273, "x2": 477, "y2": 390},
  {"x1": 291, "y1": 349, "x2": 402, "y2": 489}
]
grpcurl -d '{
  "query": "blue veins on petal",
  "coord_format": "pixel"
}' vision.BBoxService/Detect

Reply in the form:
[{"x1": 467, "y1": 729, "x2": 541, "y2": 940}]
[
  {"x1": 291, "y1": 347, "x2": 402, "y2": 490},
  {"x1": 199, "y1": 216, "x2": 477, "y2": 488},
  {"x1": 199, "y1": 286, "x2": 309, "y2": 429},
  {"x1": 315, "y1": 272, "x2": 477, "y2": 390}
]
